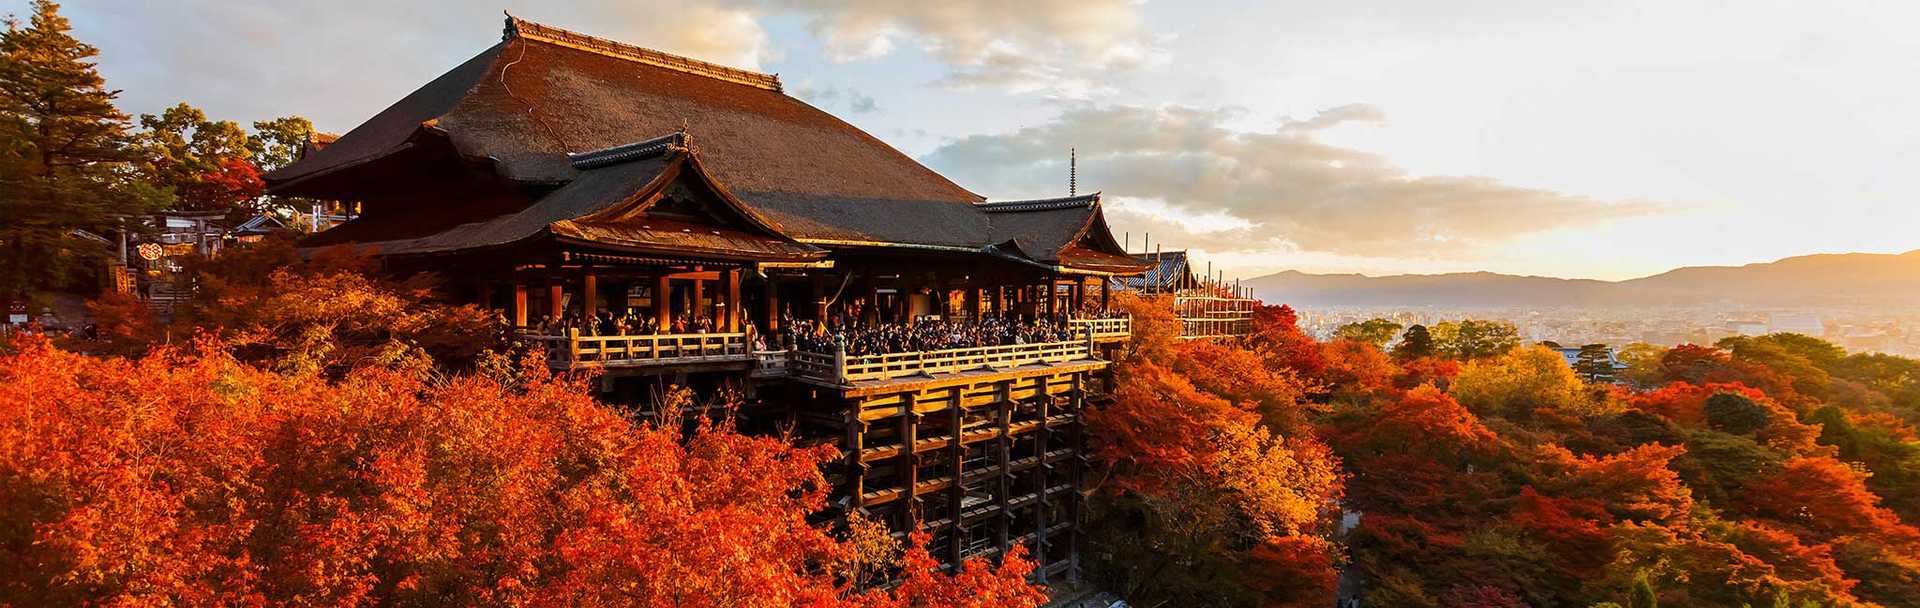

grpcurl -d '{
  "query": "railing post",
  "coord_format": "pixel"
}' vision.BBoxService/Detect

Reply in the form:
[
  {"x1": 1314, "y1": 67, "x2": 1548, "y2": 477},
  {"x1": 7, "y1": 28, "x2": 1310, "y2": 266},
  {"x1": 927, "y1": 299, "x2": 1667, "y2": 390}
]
[
  {"x1": 833, "y1": 337, "x2": 848, "y2": 385},
  {"x1": 567, "y1": 328, "x2": 580, "y2": 363}
]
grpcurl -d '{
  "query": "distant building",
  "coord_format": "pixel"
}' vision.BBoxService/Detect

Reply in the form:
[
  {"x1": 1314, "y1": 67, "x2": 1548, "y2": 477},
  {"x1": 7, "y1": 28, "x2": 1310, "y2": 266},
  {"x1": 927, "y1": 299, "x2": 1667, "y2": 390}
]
[{"x1": 1767, "y1": 312, "x2": 1824, "y2": 336}]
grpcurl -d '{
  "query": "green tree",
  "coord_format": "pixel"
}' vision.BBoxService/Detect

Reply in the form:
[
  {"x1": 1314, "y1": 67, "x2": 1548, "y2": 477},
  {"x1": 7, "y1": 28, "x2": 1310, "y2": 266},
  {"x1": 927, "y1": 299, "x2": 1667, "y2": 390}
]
[
  {"x1": 1392, "y1": 323, "x2": 1435, "y2": 360},
  {"x1": 0, "y1": 0, "x2": 167, "y2": 307},
  {"x1": 1630, "y1": 570, "x2": 1658, "y2": 608},
  {"x1": 1616, "y1": 342, "x2": 1666, "y2": 387},
  {"x1": 1433, "y1": 319, "x2": 1521, "y2": 360},
  {"x1": 1575, "y1": 343, "x2": 1618, "y2": 383},
  {"x1": 245, "y1": 115, "x2": 312, "y2": 172},
  {"x1": 1336, "y1": 318, "x2": 1403, "y2": 349},
  {"x1": 1704, "y1": 392, "x2": 1771, "y2": 436},
  {"x1": 133, "y1": 102, "x2": 260, "y2": 212}
]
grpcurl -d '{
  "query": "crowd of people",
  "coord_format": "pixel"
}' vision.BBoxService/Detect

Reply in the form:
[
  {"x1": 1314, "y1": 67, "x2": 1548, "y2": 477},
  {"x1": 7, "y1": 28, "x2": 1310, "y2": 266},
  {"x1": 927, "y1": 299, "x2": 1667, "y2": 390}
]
[
  {"x1": 517, "y1": 307, "x2": 1117, "y2": 358},
  {"x1": 518, "y1": 310, "x2": 718, "y2": 337},
  {"x1": 783, "y1": 314, "x2": 1077, "y2": 356}
]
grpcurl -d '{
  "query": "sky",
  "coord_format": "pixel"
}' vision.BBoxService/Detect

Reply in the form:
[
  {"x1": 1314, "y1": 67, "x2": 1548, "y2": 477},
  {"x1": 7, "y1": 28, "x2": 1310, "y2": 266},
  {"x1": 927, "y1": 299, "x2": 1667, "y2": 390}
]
[{"x1": 49, "y1": 0, "x2": 1920, "y2": 282}]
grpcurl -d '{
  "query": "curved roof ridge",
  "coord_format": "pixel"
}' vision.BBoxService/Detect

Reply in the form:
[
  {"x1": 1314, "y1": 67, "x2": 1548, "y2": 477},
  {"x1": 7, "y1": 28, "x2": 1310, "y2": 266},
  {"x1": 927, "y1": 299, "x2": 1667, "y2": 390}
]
[
  {"x1": 569, "y1": 132, "x2": 688, "y2": 169},
  {"x1": 504, "y1": 14, "x2": 781, "y2": 92},
  {"x1": 975, "y1": 192, "x2": 1101, "y2": 213}
]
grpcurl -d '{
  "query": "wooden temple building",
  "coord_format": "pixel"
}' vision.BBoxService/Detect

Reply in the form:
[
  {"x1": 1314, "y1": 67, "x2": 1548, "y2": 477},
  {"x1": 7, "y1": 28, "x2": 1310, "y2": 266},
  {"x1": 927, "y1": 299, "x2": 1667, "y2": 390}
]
[{"x1": 265, "y1": 16, "x2": 1157, "y2": 580}]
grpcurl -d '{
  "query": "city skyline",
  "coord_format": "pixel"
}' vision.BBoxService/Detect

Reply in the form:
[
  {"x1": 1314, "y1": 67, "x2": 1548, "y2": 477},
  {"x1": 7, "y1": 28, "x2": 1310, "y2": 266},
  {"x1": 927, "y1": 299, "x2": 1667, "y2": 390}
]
[{"x1": 56, "y1": 0, "x2": 1920, "y2": 281}]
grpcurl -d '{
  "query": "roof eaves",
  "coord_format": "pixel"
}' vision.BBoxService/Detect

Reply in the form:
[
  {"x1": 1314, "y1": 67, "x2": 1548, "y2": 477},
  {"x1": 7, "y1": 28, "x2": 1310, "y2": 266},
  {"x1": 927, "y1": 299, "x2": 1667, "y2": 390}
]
[{"x1": 975, "y1": 192, "x2": 1101, "y2": 213}]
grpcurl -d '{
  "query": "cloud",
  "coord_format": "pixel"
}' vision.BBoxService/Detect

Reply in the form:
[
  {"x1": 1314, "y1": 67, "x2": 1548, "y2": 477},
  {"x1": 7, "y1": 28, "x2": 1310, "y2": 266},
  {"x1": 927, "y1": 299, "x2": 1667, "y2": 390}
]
[
  {"x1": 790, "y1": 82, "x2": 880, "y2": 114},
  {"x1": 762, "y1": 0, "x2": 1160, "y2": 97},
  {"x1": 1280, "y1": 103, "x2": 1386, "y2": 133},
  {"x1": 921, "y1": 104, "x2": 1662, "y2": 259}
]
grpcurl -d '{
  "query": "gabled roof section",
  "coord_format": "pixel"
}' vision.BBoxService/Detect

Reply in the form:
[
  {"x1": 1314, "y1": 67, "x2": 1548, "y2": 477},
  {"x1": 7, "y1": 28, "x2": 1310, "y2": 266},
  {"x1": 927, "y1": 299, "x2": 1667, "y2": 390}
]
[
  {"x1": 1113, "y1": 250, "x2": 1199, "y2": 291},
  {"x1": 980, "y1": 193, "x2": 1151, "y2": 274},
  {"x1": 314, "y1": 137, "x2": 820, "y2": 262},
  {"x1": 267, "y1": 15, "x2": 989, "y2": 248}
]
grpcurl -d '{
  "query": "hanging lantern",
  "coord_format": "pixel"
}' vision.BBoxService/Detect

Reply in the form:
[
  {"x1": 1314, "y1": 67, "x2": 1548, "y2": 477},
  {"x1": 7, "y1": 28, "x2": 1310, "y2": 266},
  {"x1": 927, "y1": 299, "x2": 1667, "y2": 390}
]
[{"x1": 136, "y1": 242, "x2": 163, "y2": 261}]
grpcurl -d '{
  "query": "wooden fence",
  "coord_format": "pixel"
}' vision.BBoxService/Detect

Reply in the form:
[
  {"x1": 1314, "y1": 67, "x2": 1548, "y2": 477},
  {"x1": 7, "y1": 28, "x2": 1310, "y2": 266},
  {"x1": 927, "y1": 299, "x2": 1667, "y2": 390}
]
[{"x1": 519, "y1": 331, "x2": 750, "y2": 368}]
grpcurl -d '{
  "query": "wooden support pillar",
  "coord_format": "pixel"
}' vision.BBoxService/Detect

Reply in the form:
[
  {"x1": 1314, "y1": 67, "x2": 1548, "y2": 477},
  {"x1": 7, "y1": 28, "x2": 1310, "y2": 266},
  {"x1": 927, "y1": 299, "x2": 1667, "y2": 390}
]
[
  {"x1": 1070, "y1": 280, "x2": 1084, "y2": 315},
  {"x1": 847, "y1": 413, "x2": 866, "y2": 509},
  {"x1": 1100, "y1": 279, "x2": 1111, "y2": 312},
  {"x1": 964, "y1": 288, "x2": 980, "y2": 321},
  {"x1": 1033, "y1": 383, "x2": 1052, "y2": 583},
  {"x1": 994, "y1": 381, "x2": 1013, "y2": 552},
  {"x1": 582, "y1": 273, "x2": 598, "y2": 318},
  {"x1": 1067, "y1": 373, "x2": 1086, "y2": 583},
  {"x1": 725, "y1": 269, "x2": 741, "y2": 332},
  {"x1": 655, "y1": 275, "x2": 671, "y2": 328},
  {"x1": 548, "y1": 281, "x2": 564, "y2": 320},
  {"x1": 513, "y1": 282, "x2": 528, "y2": 328},
  {"x1": 948, "y1": 386, "x2": 966, "y2": 566},
  {"x1": 901, "y1": 394, "x2": 920, "y2": 526},
  {"x1": 992, "y1": 285, "x2": 1006, "y2": 315}
]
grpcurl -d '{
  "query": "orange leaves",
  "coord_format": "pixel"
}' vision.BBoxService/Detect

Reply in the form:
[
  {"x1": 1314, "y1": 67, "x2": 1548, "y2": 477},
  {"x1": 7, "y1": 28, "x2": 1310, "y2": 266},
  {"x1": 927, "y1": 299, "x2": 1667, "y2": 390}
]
[
  {"x1": 1535, "y1": 444, "x2": 1694, "y2": 525},
  {"x1": 0, "y1": 337, "x2": 1039, "y2": 606},
  {"x1": 867, "y1": 532, "x2": 1046, "y2": 608},
  {"x1": 1747, "y1": 456, "x2": 1920, "y2": 545}
]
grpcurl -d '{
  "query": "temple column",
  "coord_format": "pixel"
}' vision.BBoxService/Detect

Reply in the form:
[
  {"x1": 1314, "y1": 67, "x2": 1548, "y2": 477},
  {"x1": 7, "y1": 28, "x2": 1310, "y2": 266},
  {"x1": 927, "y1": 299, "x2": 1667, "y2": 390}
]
[
  {"x1": 1100, "y1": 279, "x2": 1111, "y2": 312},
  {"x1": 513, "y1": 282, "x2": 528, "y2": 329},
  {"x1": 993, "y1": 285, "x2": 1006, "y2": 316},
  {"x1": 725, "y1": 269, "x2": 741, "y2": 333},
  {"x1": 965, "y1": 287, "x2": 980, "y2": 321},
  {"x1": 691, "y1": 266, "x2": 705, "y2": 322},
  {"x1": 765, "y1": 279, "x2": 780, "y2": 332},
  {"x1": 655, "y1": 275, "x2": 672, "y2": 328},
  {"x1": 1070, "y1": 280, "x2": 1084, "y2": 315},
  {"x1": 548, "y1": 281, "x2": 564, "y2": 320},
  {"x1": 582, "y1": 273, "x2": 598, "y2": 318}
]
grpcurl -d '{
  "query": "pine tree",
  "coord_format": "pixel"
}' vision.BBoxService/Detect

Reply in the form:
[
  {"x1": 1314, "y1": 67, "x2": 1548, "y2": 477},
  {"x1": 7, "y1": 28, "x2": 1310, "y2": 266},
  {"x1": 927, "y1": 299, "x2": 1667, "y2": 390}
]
[
  {"x1": 0, "y1": 0, "x2": 165, "y2": 309},
  {"x1": 1392, "y1": 323, "x2": 1434, "y2": 360}
]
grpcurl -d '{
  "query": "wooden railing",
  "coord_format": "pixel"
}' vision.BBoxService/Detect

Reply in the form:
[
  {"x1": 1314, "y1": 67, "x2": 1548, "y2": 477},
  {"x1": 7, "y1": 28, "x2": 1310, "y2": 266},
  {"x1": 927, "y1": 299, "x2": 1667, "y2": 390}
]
[
  {"x1": 789, "y1": 338, "x2": 1097, "y2": 384},
  {"x1": 1179, "y1": 316, "x2": 1254, "y2": 339},
  {"x1": 1068, "y1": 316, "x2": 1132, "y2": 342},
  {"x1": 519, "y1": 330, "x2": 750, "y2": 368}
]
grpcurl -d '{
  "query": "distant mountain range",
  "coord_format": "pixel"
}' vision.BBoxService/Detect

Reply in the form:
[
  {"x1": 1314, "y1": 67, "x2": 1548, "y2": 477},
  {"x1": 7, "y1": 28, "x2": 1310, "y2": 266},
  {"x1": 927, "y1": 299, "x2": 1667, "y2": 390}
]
[{"x1": 1244, "y1": 250, "x2": 1920, "y2": 308}]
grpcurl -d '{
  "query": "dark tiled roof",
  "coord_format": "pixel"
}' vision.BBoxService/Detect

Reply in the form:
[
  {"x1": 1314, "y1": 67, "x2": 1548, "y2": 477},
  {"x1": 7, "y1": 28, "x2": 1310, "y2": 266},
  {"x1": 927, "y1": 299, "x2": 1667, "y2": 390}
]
[
  {"x1": 315, "y1": 144, "x2": 820, "y2": 262},
  {"x1": 1113, "y1": 250, "x2": 1198, "y2": 290},
  {"x1": 979, "y1": 193, "x2": 1151, "y2": 273},
  {"x1": 268, "y1": 17, "x2": 988, "y2": 248}
]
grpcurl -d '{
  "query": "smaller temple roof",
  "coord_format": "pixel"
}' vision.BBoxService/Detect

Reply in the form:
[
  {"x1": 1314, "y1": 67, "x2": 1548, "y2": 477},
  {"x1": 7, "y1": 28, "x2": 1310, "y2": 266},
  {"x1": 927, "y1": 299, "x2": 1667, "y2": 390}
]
[
  {"x1": 1112, "y1": 250, "x2": 1198, "y2": 291},
  {"x1": 310, "y1": 134, "x2": 821, "y2": 263},
  {"x1": 979, "y1": 193, "x2": 1153, "y2": 274}
]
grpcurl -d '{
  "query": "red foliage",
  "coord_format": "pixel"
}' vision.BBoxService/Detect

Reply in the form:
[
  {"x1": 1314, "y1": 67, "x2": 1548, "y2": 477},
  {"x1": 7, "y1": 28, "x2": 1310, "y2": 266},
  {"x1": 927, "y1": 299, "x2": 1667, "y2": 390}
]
[
  {"x1": 183, "y1": 157, "x2": 265, "y2": 211},
  {"x1": 1395, "y1": 356, "x2": 1462, "y2": 390},
  {"x1": 1250, "y1": 304, "x2": 1325, "y2": 377},
  {"x1": 1538, "y1": 444, "x2": 1695, "y2": 525},
  {"x1": 1243, "y1": 535, "x2": 1339, "y2": 608},
  {"x1": 1747, "y1": 456, "x2": 1920, "y2": 545},
  {"x1": 0, "y1": 337, "x2": 1039, "y2": 606},
  {"x1": 1318, "y1": 338, "x2": 1399, "y2": 399},
  {"x1": 1440, "y1": 584, "x2": 1528, "y2": 608},
  {"x1": 1629, "y1": 381, "x2": 1768, "y2": 426},
  {"x1": 1510, "y1": 487, "x2": 1612, "y2": 578},
  {"x1": 1088, "y1": 360, "x2": 1259, "y2": 494}
]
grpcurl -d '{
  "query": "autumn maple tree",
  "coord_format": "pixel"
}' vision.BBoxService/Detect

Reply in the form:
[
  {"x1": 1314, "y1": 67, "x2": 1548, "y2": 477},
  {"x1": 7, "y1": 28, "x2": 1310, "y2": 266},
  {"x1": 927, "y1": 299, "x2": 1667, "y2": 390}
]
[{"x1": 0, "y1": 336, "x2": 1041, "y2": 606}]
